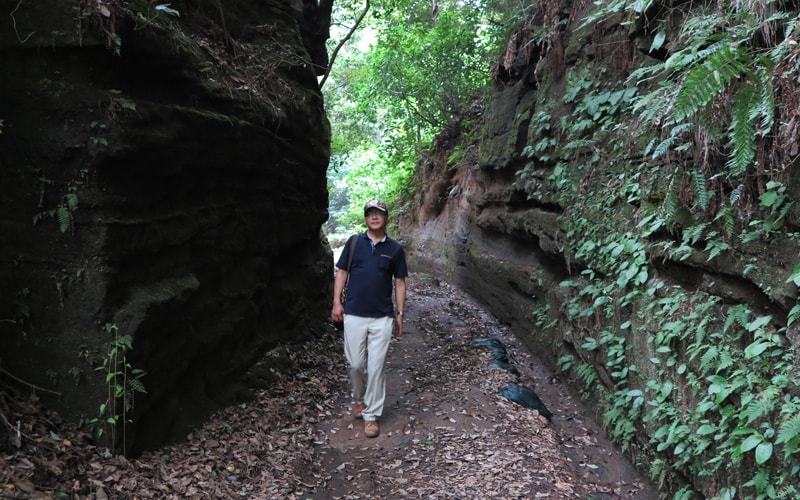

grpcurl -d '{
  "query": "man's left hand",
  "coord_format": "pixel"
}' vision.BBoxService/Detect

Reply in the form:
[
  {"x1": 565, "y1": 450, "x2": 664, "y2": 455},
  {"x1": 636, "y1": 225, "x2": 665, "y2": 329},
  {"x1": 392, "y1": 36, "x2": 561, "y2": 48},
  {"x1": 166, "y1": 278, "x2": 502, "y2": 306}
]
[{"x1": 393, "y1": 316, "x2": 404, "y2": 337}]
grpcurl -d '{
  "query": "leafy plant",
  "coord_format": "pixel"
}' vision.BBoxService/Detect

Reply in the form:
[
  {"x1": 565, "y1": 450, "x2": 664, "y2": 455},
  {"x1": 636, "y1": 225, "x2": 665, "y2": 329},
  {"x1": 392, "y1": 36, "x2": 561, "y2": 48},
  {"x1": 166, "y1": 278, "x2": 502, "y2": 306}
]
[
  {"x1": 87, "y1": 323, "x2": 147, "y2": 454},
  {"x1": 33, "y1": 192, "x2": 79, "y2": 234},
  {"x1": 129, "y1": 0, "x2": 180, "y2": 29},
  {"x1": 509, "y1": 3, "x2": 800, "y2": 496}
]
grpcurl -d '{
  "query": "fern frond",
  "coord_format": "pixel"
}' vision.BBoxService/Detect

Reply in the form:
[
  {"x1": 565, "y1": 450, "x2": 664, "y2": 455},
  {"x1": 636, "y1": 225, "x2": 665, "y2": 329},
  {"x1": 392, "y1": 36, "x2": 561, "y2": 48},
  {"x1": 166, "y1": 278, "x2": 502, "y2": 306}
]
[
  {"x1": 778, "y1": 200, "x2": 794, "y2": 222},
  {"x1": 724, "y1": 304, "x2": 749, "y2": 333},
  {"x1": 715, "y1": 352, "x2": 733, "y2": 375},
  {"x1": 771, "y1": 14, "x2": 800, "y2": 73},
  {"x1": 627, "y1": 61, "x2": 666, "y2": 85},
  {"x1": 652, "y1": 137, "x2": 674, "y2": 160},
  {"x1": 788, "y1": 304, "x2": 800, "y2": 327},
  {"x1": 726, "y1": 82, "x2": 759, "y2": 177},
  {"x1": 729, "y1": 185, "x2": 742, "y2": 206},
  {"x1": 700, "y1": 344, "x2": 718, "y2": 366},
  {"x1": 633, "y1": 85, "x2": 670, "y2": 124},
  {"x1": 690, "y1": 168, "x2": 709, "y2": 211},
  {"x1": 662, "y1": 171, "x2": 684, "y2": 223},
  {"x1": 683, "y1": 222, "x2": 709, "y2": 246},
  {"x1": 754, "y1": 61, "x2": 776, "y2": 135},
  {"x1": 776, "y1": 412, "x2": 800, "y2": 447},
  {"x1": 644, "y1": 137, "x2": 658, "y2": 157},
  {"x1": 127, "y1": 378, "x2": 147, "y2": 394},
  {"x1": 666, "y1": 14, "x2": 726, "y2": 72},
  {"x1": 56, "y1": 206, "x2": 72, "y2": 234},
  {"x1": 65, "y1": 193, "x2": 79, "y2": 211},
  {"x1": 714, "y1": 206, "x2": 736, "y2": 236},
  {"x1": 670, "y1": 43, "x2": 751, "y2": 125},
  {"x1": 652, "y1": 123, "x2": 693, "y2": 160},
  {"x1": 744, "y1": 389, "x2": 778, "y2": 424}
]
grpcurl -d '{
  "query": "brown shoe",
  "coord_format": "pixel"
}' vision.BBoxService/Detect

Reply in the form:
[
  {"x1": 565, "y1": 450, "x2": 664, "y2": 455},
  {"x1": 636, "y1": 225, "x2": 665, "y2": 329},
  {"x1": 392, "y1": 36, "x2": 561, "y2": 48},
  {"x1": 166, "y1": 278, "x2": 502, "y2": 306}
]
[
  {"x1": 353, "y1": 403, "x2": 366, "y2": 419},
  {"x1": 364, "y1": 420, "x2": 379, "y2": 438}
]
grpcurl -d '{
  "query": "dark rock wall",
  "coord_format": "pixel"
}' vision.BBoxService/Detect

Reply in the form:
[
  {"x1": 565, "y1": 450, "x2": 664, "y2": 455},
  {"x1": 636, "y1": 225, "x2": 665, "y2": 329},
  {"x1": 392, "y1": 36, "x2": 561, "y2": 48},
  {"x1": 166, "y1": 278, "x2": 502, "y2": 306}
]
[{"x1": 0, "y1": 0, "x2": 332, "y2": 454}]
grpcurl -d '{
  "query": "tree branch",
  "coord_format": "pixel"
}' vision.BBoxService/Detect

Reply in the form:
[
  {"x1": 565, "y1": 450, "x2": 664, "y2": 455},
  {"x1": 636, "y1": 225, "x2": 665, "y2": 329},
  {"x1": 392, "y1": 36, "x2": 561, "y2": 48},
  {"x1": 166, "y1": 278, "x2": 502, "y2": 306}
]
[
  {"x1": 319, "y1": 0, "x2": 370, "y2": 89},
  {"x1": 0, "y1": 364, "x2": 62, "y2": 396}
]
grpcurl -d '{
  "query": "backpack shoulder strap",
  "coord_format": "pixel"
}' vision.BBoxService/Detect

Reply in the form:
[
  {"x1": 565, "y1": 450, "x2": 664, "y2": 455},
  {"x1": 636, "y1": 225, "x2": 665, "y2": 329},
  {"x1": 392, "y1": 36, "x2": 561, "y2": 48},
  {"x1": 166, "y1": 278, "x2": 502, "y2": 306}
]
[{"x1": 346, "y1": 234, "x2": 357, "y2": 272}]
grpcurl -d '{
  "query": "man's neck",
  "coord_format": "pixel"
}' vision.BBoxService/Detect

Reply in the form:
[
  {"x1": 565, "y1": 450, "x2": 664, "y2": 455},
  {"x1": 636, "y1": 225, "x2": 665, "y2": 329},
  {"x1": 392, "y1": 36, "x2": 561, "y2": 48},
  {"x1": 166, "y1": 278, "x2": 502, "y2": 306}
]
[{"x1": 367, "y1": 229, "x2": 386, "y2": 242}]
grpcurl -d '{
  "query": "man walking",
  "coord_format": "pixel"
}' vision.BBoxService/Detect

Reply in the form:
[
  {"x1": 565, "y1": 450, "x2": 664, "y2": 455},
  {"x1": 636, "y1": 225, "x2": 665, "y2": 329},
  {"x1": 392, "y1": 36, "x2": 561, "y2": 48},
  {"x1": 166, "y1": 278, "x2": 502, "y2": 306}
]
[{"x1": 331, "y1": 199, "x2": 408, "y2": 438}]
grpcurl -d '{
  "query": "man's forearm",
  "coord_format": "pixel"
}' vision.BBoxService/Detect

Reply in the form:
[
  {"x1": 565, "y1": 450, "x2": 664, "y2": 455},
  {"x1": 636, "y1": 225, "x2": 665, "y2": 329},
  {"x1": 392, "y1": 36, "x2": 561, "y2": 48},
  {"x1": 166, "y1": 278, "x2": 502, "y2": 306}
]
[
  {"x1": 395, "y1": 278, "x2": 406, "y2": 313},
  {"x1": 333, "y1": 269, "x2": 348, "y2": 305}
]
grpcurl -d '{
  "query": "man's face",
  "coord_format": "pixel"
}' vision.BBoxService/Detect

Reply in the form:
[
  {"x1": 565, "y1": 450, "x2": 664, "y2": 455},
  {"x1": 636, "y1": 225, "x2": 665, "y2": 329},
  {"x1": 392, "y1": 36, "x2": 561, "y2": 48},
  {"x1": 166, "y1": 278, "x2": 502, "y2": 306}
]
[{"x1": 365, "y1": 209, "x2": 387, "y2": 230}]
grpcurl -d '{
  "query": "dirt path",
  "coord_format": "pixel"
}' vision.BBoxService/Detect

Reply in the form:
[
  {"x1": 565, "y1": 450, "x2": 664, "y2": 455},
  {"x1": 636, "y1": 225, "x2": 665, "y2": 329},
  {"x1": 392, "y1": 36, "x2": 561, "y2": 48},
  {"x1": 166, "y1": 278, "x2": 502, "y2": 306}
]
[
  {"x1": 0, "y1": 273, "x2": 661, "y2": 499},
  {"x1": 306, "y1": 274, "x2": 659, "y2": 499}
]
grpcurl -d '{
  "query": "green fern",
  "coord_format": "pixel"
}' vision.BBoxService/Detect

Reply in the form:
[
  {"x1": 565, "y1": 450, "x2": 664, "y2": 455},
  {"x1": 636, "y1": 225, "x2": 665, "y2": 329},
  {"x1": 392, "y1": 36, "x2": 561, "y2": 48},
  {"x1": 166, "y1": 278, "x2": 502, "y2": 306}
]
[
  {"x1": 787, "y1": 305, "x2": 800, "y2": 327},
  {"x1": 652, "y1": 123, "x2": 693, "y2": 160},
  {"x1": 776, "y1": 412, "x2": 800, "y2": 456},
  {"x1": 682, "y1": 222, "x2": 708, "y2": 246},
  {"x1": 127, "y1": 378, "x2": 147, "y2": 394},
  {"x1": 56, "y1": 205, "x2": 72, "y2": 233},
  {"x1": 716, "y1": 350, "x2": 734, "y2": 372},
  {"x1": 744, "y1": 389, "x2": 778, "y2": 424},
  {"x1": 664, "y1": 14, "x2": 727, "y2": 72},
  {"x1": 662, "y1": 171, "x2": 684, "y2": 223},
  {"x1": 773, "y1": 13, "x2": 800, "y2": 77},
  {"x1": 729, "y1": 184, "x2": 742, "y2": 206},
  {"x1": 723, "y1": 304, "x2": 750, "y2": 334},
  {"x1": 65, "y1": 193, "x2": 78, "y2": 211},
  {"x1": 690, "y1": 168, "x2": 709, "y2": 210},
  {"x1": 669, "y1": 43, "x2": 751, "y2": 125},
  {"x1": 726, "y1": 82, "x2": 760, "y2": 176},
  {"x1": 714, "y1": 206, "x2": 736, "y2": 237},
  {"x1": 755, "y1": 61, "x2": 776, "y2": 134}
]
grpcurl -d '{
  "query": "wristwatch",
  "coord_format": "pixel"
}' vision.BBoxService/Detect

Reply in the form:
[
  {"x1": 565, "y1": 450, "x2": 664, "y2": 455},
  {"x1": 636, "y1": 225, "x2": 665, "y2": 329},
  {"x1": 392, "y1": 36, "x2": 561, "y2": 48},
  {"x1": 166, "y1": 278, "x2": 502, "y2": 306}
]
[{"x1": 397, "y1": 311, "x2": 404, "y2": 317}]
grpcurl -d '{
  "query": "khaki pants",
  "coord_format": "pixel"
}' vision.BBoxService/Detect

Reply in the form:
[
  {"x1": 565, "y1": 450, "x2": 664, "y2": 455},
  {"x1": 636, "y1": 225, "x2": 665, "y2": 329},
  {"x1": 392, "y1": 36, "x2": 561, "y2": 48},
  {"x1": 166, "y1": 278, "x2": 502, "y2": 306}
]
[{"x1": 343, "y1": 315, "x2": 394, "y2": 422}]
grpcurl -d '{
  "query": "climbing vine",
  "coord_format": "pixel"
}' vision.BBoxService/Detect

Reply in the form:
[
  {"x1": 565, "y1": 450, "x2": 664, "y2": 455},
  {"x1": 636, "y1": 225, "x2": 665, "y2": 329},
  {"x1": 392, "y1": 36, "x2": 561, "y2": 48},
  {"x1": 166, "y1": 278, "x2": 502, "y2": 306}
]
[{"x1": 512, "y1": 0, "x2": 800, "y2": 497}]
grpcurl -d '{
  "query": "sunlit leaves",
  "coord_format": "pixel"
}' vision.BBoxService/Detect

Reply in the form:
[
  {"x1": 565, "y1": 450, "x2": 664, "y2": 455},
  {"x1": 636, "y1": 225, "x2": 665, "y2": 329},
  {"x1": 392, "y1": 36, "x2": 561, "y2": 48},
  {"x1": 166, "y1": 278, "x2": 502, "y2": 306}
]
[{"x1": 325, "y1": 0, "x2": 514, "y2": 234}]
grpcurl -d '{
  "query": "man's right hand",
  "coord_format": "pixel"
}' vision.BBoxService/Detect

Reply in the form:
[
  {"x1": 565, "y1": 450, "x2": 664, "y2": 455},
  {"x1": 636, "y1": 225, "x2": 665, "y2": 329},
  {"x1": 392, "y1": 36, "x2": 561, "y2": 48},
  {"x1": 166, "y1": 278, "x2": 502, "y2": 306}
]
[{"x1": 331, "y1": 302, "x2": 344, "y2": 323}]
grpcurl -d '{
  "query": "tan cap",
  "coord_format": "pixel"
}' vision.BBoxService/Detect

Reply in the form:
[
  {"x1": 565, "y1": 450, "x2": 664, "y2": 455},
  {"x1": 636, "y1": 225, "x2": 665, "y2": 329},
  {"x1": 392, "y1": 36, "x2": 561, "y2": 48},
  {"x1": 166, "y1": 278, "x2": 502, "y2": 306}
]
[{"x1": 363, "y1": 199, "x2": 388, "y2": 215}]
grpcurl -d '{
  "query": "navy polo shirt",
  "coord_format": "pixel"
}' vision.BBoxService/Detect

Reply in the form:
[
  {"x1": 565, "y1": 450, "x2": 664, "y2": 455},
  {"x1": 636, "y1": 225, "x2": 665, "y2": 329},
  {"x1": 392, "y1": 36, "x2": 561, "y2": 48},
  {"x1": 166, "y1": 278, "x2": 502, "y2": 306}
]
[{"x1": 337, "y1": 232, "x2": 408, "y2": 318}]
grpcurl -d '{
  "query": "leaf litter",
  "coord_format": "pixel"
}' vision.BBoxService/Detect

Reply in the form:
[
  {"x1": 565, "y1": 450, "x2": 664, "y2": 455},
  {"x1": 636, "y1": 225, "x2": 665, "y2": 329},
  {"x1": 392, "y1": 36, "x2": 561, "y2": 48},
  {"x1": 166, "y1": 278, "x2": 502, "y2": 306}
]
[{"x1": 1, "y1": 273, "x2": 658, "y2": 498}]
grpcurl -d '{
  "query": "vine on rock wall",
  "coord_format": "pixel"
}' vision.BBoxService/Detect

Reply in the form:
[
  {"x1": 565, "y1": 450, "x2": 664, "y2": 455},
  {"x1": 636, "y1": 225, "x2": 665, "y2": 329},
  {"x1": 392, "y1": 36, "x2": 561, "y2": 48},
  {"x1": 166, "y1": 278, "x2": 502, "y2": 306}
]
[{"x1": 517, "y1": 0, "x2": 800, "y2": 497}]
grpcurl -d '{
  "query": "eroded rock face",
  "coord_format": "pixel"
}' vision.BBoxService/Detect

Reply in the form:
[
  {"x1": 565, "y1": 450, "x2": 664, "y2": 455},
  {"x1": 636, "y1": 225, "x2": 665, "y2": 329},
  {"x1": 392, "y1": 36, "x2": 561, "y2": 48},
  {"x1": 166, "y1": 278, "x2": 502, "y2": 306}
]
[
  {"x1": 0, "y1": 0, "x2": 332, "y2": 454},
  {"x1": 399, "y1": 1, "x2": 800, "y2": 496}
]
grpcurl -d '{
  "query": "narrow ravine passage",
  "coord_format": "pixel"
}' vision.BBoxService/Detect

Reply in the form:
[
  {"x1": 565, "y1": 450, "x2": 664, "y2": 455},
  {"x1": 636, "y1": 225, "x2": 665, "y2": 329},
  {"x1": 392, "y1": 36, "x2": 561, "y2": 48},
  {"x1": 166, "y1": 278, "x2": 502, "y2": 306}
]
[
  {"x1": 1, "y1": 274, "x2": 659, "y2": 499},
  {"x1": 307, "y1": 273, "x2": 659, "y2": 499}
]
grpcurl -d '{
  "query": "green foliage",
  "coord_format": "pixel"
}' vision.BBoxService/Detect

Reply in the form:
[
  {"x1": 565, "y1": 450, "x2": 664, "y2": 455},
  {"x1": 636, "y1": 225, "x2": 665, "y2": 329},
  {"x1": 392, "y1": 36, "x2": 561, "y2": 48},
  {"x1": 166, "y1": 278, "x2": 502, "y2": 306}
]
[
  {"x1": 516, "y1": 4, "x2": 800, "y2": 495},
  {"x1": 365, "y1": 4, "x2": 492, "y2": 132},
  {"x1": 740, "y1": 181, "x2": 794, "y2": 242},
  {"x1": 85, "y1": 323, "x2": 147, "y2": 454},
  {"x1": 325, "y1": 0, "x2": 521, "y2": 234},
  {"x1": 558, "y1": 171, "x2": 800, "y2": 495},
  {"x1": 33, "y1": 192, "x2": 79, "y2": 234},
  {"x1": 327, "y1": 143, "x2": 414, "y2": 235},
  {"x1": 644, "y1": 293, "x2": 800, "y2": 498},
  {"x1": 626, "y1": 5, "x2": 792, "y2": 190},
  {"x1": 668, "y1": 43, "x2": 750, "y2": 125},
  {"x1": 109, "y1": 89, "x2": 138, "y2": 113},
  {"x1": 129, "y1": 0, "x2": 180, "y2": 25},
  {"x1": 579, "y1": 0, "x2": 654, "y2": 29}
]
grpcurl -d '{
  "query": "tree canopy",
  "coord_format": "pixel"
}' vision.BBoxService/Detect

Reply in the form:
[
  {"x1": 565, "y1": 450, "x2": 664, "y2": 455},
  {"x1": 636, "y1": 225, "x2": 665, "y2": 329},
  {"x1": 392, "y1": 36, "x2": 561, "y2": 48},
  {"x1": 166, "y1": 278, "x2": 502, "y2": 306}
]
[{"x1": 323, "y1": 0, "x2": 524, "y2": 235}]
